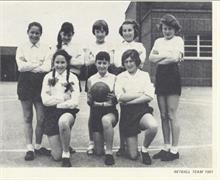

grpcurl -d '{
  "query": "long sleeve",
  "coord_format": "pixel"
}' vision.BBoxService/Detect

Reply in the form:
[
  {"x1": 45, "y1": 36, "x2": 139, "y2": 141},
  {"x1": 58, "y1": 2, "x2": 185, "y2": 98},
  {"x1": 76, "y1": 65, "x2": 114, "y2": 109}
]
[
  {"x1": 41, "y1": 74, "x2": 65, "y2": 106},
  {"x1": 56, "y1": 75, "x2": 80, "y2": 109},
  {"x1": 16, "y1": 46, "x2": 39, "y2": 72}
]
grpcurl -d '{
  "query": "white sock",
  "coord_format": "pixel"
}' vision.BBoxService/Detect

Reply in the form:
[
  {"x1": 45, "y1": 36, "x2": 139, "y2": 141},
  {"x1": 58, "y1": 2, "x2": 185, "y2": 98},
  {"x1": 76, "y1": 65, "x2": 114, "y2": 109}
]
[
  {"x1": 35, "y1": 144, "x2": 41, "y2": 150},
  {"x1": 27, "y1": 144, "x2": 34, "y2": 152},
  {"x1": 62, "y1": 151, "x2": 70, "y2": 158},
  {"x1": 141, "y1": 146, "x2": 148, "y2": 153},
  {"x1": 163, "y1": 144, "x2": 171, "y2": 151},
  {"x1": 170, "y1": 146, "x2": 178, "y2": 154}
]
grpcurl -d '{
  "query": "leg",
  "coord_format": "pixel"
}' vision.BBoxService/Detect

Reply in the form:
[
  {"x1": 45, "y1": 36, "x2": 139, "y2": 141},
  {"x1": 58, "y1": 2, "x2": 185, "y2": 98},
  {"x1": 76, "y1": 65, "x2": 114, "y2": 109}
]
[
  {"x1": 58, "y1": 113, "x2": 75, "y2": 167},
  {"x1": 58, "y1": 113, "x2": 75, "y2": 153},
  {"x1": 20, "y1": 100, "x2": 34, "y2": 160},
  {"x1": 126, "y1": 136, "x2": 138, "y2": 160},
  {"x1": 33, "y1": 101, "x2": 45, "y2": 145},
  {"x1": 139, "y1": 113, "x2": 158, "y2": 148},
  {"x1": 157, "y1": 95, "x2": 170, "y2": 145},
  {"x1": 47, "y1": 135, "x2": 62, "y2": 161},
  {"x1": 166, "y1": 95, "x2": 180, "y2": 148},
  {"x1": 93, "y1": 132, "x2": 104, "y2": 156},
  {"x1": 101, "y1": 113, "x2": 117, "y2": 155},
  {"x1": 20, "y1": 100, "x2": 33, "y2": 147},
  {"x1": 87, "y1": 109, "x2": 94, "y2": 155}
]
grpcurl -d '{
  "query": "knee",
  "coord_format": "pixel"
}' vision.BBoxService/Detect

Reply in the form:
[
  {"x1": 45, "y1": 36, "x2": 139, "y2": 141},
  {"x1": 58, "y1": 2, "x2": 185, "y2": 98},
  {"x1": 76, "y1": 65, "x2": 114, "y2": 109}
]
[
  {"x1": 150, "y1": 121, "x2": 159, "y2": 134},
  {"x1": 102, "y1": 117, "x2": 112, "y2": 129},
  {"x1": 160, "y1": 113, "x2": 168, "y2": 121},
  {"x1": 24, "y1": 113, "x2": 33, "y2": 123},
  {"x1": 58, "y1": 119, "x2": 69, "y2": 130},
  {"x1": 167, "y1": 110, "x2": 176, "y2": 121}
]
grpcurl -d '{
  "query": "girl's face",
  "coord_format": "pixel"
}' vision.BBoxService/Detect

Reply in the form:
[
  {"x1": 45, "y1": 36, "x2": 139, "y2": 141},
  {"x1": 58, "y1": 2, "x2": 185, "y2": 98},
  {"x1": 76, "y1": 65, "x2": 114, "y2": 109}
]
[
  {"x1": 94, "y1": 29, "x2": 107, "y2": 43},
  {"x1": 60, "y1": 31, "x2": 73, "y2": 44},
  {"x1": 162, "y1": 24, "x2": 175, "y2": 40},
  {"x1": 54, "y1": 55, "x2": 68, "y2": 74},
  {"x1": 27, "y1": 25, "x2": 42, "y2": 44},
  {"x1": 95, "y1": 59, "x2": 109, "y2": 75},
  {"x1": 122, "y1": 24, "x2": 135, "y2": 42},
  {"x1": 124, "y1": 56, "x2": 137, "y2": 74}
]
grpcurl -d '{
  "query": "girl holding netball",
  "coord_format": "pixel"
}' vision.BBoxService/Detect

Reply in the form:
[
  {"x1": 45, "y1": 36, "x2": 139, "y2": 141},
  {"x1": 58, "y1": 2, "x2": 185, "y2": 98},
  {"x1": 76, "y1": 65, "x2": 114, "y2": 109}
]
[
  {"x1": 87, "y1": 51, "x2": 118, "y2": 165},
  {"x1": 115, "y1": 49, "x2": 158, "y2": 165},
  {"x1": 16, "y1": 22, "x2": 51, "y2": 161},
  {"x1": 84, "y1": 20, "x2": 115, "y2": 155},
  {"x1": 115, "y1": 19, "x2": 147, "y2": 156},
  {"x1": 41, "y1": 49, "x2": 80, "y2": 167},
  {"x1": 149, "y1": 14, "x2": 184, "y2": 161}
]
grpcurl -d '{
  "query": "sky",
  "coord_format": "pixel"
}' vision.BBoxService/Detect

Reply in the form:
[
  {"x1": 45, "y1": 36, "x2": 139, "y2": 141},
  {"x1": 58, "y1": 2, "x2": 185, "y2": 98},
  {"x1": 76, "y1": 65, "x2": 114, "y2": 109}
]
[{"x1": 0, "y1": 1, "x2": 130, "y2": 47}]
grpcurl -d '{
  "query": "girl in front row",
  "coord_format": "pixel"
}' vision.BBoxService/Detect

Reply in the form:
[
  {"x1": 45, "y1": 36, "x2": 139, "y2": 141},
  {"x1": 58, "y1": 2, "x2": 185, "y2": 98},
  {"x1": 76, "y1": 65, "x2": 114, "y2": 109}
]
[
  {"x1": 87, "y1": 51, "x2": 118, "y2": 165},
  {"x1": 16, "y1": 22, "x2": 51, "y2": 161},
  {"x1": 115, "y1": 20, "x2": 147, "y2": 156},
  {"x1": 149, "y1": 14, "x2": 184, "y2": 161},
  {"x1": 41, "y1": 50, "x2": 80, "y2": 167},
  {"x1": 115, "y1": 49, "x2": 158, "y2": 165}
]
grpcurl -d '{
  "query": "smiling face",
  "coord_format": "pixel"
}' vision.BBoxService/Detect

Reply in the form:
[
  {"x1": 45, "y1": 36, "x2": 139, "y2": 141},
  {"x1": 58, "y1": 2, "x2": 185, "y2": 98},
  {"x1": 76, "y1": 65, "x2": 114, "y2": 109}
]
[
  {"x1": 60, "y1": 31, "x2": 73, "y2": 44},
  {"x1": 162, "y1": 23, "x2": 175, "y2": 40},
  {"x1": 122, "y1": 24, "x2": 135, "y2": 42},
  {"x1": 54, "y1": 55, "x2": 68, "y2": 74},
  {"x1": 124, "y1": 56, "x2": 137, "y2": 74},
  {"x1": 27, "y1": 25, "x2": 42, "y2": 44},
  {"x1": 94, "y1": 28, "x2": 107, "y2": 43},
  {"x1": 95, "y1": 59, "x2": 109, "y2": 76}
]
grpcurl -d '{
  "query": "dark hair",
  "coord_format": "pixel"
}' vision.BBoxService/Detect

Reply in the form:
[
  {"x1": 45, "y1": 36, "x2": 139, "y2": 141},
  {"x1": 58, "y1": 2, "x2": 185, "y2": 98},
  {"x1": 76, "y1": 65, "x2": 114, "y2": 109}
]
[
  {"x1": 50, "y1": 49, "x2": 73, "y2": 92},
  {"x1": 121, "y1": 49, "x2": 141, "y2": 67},
  {"x1": 95, "y1": 51, "x2": 110, "y2": 62},
  {"x1": 119, "y1": 20, "x2": 139, "y2": 39},
  {"x1": 92, "y1": 20, "x2": 109, "y2": 36},
  {"x1": 57, "y1": 22, "x2": 74, "y2": 49},
  {"x1": 27, "y1": 22, "x2": 42, "y2": 34},
  {"x1": 159, "y1": 14, "x2": 181, "y2": 33}
]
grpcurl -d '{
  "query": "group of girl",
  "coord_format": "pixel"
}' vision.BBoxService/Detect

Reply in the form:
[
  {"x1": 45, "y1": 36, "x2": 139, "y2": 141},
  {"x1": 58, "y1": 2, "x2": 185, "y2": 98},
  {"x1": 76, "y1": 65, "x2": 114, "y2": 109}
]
[{"x1": 15, "y1": 14, "x2": 184, "y2": 167}]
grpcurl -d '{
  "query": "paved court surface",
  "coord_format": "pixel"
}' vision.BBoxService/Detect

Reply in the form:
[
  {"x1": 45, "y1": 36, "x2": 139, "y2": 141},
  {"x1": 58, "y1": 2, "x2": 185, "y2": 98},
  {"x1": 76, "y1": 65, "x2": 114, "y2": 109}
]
[{"x1": 0, "y1": 82, "x2": 212, "y2": 167}]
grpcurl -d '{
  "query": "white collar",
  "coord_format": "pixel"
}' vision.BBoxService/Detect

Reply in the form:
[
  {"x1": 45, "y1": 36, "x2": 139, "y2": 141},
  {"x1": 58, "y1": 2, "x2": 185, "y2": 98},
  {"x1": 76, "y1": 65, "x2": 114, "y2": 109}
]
[
  {"x1": 125, "y1": 68, "x2": 140, "y2": 77},
  {"x1": 28, "y1": 41, "x2": 40, "y2": 48},
  {"x1": 97, "y1": 72, "x2": 109, "y2": 78},
  {"x1": 56, "y1": 70, "x2": 67, "y2": 78}
]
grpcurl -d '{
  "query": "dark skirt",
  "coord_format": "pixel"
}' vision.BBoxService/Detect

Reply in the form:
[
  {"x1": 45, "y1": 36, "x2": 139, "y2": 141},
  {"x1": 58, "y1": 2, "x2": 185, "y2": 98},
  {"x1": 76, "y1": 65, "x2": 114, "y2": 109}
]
[
  {"x1": 90, "y1": 106, "x2": 118, "y2": 132},
  {"x1": 44, "y1": 106, "x2": 79, "y2": 136},
  {"x1": 155, "y1": 63, "x2": 181, "y2": 96},
  {"x1": 17, "y1": 72, "x2": 46, "y2": 101},
  {"x1": 119, "y1": 103, "x2": 153, "y2": 137}
]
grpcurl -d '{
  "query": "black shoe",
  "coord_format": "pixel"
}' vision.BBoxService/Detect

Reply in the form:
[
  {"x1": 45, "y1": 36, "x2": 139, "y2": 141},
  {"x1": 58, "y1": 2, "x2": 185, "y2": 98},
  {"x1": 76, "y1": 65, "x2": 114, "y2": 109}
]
[
  {"x1": 69, "y1": 146, "x2": 76, "y2": 154},
  {"x1": 62, "y1": 158, "x2": 72, "y2": 167},
  {"x1": 105, "y1": 154, "x2": 115, "y2": 165},
  {"x1": 152, "y1": 150, "x2": 167, "y2": 159},
  {"x1": 24, "y1": 151, "x2": 34, "y2": 161},
  {"x1": 141, "y1": 151, "x2": 152, "y2": 165},
  {"x1": 35, "y1": 147, "x2": 51, "y2": 156},
  {"x1": 116, "y1": 148, "x2": 126, "y2": 157},
  {"x1": 161, "y1": 152, "x2": 179, "y2": 161}
]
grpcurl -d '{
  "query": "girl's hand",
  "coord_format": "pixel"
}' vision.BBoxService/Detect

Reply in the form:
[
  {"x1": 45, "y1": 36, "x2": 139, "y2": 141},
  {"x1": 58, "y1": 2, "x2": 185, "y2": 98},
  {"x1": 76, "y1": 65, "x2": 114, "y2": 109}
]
[
  {"x1": 107, "y1": 93, "x2": 118, "y2": 105},
  {"x1": 64, "y1": 92, "x2": 71, "y2": 101}
]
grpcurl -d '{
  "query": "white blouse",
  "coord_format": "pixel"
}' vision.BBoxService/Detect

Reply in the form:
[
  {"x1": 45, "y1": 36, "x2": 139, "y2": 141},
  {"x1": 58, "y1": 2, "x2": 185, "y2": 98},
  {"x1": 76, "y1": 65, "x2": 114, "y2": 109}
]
[
  {"x1": 84, "y1": 41, "x2": 114, "y2": 65},
  {"x1": 115, "y1": 69, "x2": 154, "y2": 101},
  {"x1": 16, "y1": 41, "x2": 52, "y2": 72},
  {"x1": 51, "y1": 42, "x2": 84, "y2": 66},
  {"x1": 150, "y1": 36, "x2": 184, "y2": 59},
  {"x1": 88, "y1": 72, "x2": 116, "y2": 92},
  {"x1": 113, "y1": 41, "x2": 146, "y2": 68},
  {"x1": 41, "y1": 70, "x2": 80, "y2": 109}
]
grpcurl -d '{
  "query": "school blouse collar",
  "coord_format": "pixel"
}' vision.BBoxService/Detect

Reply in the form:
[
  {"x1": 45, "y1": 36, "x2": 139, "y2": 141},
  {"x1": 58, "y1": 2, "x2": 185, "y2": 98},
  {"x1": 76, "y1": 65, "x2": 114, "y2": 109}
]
[
  {"x1": 28, "y1": 41, "x2": 40, "y2": 48},
  {"x1": 62, "y1": 42, "x2": 72, "y2": 47},
  {"x1": 125, "y1": 68, "x2": 140, "y2": 77},
  {"x1": 122, "y1": 40, "x2": 134, "y2": 44},
  {"x1": 56, "y1": 70, "x2": 67, "y2": 78},
  {"x1": 97, "y1": 71, "x2": 110, "y2": 78}
]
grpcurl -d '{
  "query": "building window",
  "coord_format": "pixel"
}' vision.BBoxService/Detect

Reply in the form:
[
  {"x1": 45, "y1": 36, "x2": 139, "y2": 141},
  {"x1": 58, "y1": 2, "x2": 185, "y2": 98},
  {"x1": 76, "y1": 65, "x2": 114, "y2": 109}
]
[{"x1": 184, "y1": 34, "x2": 212, "y2": 60}]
